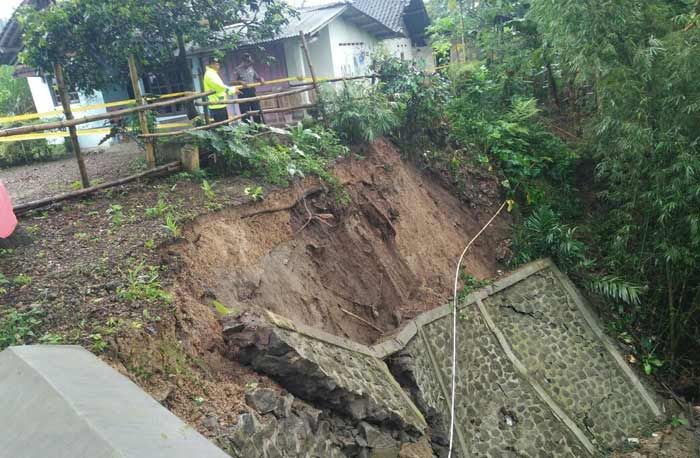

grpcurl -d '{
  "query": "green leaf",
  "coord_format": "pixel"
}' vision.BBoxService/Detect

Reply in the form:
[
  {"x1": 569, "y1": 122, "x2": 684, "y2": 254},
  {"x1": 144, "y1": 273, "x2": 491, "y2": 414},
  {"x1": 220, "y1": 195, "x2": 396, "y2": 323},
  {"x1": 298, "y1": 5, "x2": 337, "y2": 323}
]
[{"x1": 212, "y1": 300, "x2": 231, "y2": 316}]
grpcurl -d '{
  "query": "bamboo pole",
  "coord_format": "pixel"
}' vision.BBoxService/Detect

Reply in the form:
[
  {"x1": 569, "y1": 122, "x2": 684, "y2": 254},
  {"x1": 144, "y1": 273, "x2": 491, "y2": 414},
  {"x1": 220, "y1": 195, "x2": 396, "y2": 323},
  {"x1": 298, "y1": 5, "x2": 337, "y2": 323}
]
[
  {"x1": 54, "y1": 63, "x2": 90, "y2": 188},
  {"x1": 195, "y1": 85, "x2": 314, "y2": 107},
  {"x1": 128, "y1": 55, "x2": 156, "y2": 168},
  {"x1": 141, "y1": 103, "x2": 316, "y2": 139},
  {"x1": 299, "y1": 32, "x2": 323, "y2": 105},
  {"x1": 0, "y1": 91, "x2": 214, "y2": 138},
  {"x1": 13, "y1": 161, "x2": 182, "y2": 215}
]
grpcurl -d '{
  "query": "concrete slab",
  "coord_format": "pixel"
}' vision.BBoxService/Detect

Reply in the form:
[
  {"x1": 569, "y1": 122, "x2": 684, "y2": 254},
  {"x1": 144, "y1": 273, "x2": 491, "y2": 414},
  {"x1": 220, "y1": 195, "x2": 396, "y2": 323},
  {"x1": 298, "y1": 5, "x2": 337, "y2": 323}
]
[{"x1": 0, "y1": 345, "x2": 229, "y2": 458}]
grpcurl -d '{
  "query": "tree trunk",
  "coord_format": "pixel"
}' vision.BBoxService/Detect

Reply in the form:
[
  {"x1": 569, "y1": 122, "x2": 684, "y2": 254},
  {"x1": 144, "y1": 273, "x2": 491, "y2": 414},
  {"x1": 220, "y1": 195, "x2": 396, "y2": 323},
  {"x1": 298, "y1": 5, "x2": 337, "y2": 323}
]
[
  {"x1": 546, "y1": 61, "x2": 561, "y2": 110},
  {"x1": 177, "y1": 31, "x2": 199, "y2": 119}
]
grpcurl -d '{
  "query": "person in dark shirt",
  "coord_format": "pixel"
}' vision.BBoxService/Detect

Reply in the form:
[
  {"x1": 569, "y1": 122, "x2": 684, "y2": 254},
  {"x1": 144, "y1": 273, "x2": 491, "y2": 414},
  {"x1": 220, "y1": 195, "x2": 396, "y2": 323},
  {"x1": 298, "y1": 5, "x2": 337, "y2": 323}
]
[{"x1": 233, "y1": 53, "x2": 265, "y2": 124}]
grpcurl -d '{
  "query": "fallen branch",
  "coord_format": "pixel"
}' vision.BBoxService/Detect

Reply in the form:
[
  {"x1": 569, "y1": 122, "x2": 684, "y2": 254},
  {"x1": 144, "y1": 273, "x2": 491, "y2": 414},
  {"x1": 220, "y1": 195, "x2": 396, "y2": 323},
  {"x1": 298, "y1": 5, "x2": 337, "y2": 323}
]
[
  {"x1": 340, "y1": 307, "x2": 384, "y2": 333},
  {"x1": 13, "y1": 161, "x2": 182, "y2": 216},
  {"x1": 240, "y1": 186, "x2": 327, "y2": 219}
]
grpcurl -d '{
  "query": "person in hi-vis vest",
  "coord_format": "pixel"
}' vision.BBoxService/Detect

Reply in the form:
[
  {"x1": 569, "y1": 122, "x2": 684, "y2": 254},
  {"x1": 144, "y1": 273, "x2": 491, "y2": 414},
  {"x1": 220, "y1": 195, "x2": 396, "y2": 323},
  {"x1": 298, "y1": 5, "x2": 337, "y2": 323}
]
[{"x1": 203, "y1": 58, "x2": 236, "y2": 122}]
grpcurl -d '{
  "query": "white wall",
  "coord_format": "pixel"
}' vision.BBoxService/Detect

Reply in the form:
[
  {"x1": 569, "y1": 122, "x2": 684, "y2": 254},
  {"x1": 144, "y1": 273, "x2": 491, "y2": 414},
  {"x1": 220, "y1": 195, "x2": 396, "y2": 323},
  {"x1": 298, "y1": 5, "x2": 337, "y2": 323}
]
[
  {"x1": 327, "y1": 17, "x2": 378, "y2": 77},
  {"x1": 282, "y1": 14, "x2": 435, "y2": 81},
  {"x1": 381, "y1": 37, "x2": 414, "y2": 61},
  {"x1": 26, "y1": 77, "x2": 110, "y2": 149}
]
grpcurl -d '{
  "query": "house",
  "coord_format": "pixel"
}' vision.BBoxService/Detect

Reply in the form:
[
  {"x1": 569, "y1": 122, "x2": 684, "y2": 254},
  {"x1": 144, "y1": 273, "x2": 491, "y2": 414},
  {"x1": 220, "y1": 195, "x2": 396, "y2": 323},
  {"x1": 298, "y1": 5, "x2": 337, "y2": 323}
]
[
  {"x1": 0, "y1": 0, "x2": 432, "y2": 145},
  {"x1": 200, "y1": 1, "x2": 433, "y2": 123}
]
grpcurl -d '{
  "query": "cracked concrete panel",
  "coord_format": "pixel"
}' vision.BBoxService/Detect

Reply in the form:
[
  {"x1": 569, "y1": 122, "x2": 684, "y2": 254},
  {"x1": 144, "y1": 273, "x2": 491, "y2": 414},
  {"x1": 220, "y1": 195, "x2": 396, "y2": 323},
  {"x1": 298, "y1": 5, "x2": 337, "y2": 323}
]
[
  {"x1": 482, "y1": 268, "x2": 660, "y2": 450},
  {"x1": 416, "y1": 307, "x2": 588, "y2": 457},
  {"x1": 223, "y1": 311, "x2": 427, "y2": 436}
]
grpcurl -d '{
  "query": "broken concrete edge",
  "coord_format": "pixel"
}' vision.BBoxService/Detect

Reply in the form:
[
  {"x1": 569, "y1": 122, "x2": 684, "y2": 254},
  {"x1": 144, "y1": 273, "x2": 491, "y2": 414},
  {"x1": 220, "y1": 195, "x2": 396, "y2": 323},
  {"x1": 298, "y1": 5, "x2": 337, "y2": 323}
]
[
  {"x1": 260, "y1": 310, "x2": 429, "y2": 433},
  {"x1": 372, "y1": 258, "x2": 554, "y2": 358},
  {"x1": 547, "y1": 264, "x2": 664, "y2": 418},
  {"x1": 264, "y1": 310, "x2": 380, "y2": 358}
]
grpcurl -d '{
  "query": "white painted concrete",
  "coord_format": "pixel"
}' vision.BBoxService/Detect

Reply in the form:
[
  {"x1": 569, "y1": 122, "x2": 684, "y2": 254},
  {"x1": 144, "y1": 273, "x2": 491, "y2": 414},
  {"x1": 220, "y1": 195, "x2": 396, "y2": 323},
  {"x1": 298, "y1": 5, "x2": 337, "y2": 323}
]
[
  {"x1": 26, "y1": 76, "x2": 111, "y2": 148},
  {"x1": 327, "y1": 16, "x2": 378, "y2": 77},
  {"x1": 0, "y1": 346, "x2": 229, "y2": 458}
]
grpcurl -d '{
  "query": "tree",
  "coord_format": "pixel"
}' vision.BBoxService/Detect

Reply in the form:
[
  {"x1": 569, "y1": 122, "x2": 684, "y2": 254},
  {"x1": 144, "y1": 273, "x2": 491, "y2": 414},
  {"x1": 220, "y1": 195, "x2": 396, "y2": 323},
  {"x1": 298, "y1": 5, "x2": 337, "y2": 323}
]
[
  {"x1": 0, "y1": 65, "x2": 35, "y2": 116},
  {"x1": 17, "y1": 0, "x2": 293, "y2": 116}
]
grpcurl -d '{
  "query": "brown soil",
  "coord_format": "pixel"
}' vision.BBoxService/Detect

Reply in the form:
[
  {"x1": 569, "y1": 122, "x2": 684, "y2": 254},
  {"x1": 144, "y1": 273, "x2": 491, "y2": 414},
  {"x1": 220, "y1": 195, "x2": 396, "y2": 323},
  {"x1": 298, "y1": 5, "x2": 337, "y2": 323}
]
[
  {"x1": 2, "y1": 138, "x2": 697, "y2": 454},
  {"x1": 0, "y1": 137, "x2": 509, "y2": 439},
  {"x1": 168, "y1": 139, "x2": 511, "y2": 345}
]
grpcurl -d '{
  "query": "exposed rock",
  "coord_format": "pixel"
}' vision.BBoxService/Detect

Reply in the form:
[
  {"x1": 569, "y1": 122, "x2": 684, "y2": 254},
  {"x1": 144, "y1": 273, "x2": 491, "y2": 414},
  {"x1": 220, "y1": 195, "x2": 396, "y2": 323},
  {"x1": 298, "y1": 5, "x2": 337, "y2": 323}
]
[
  {"x1": 360, "y1": 422, "x2": 397, "y2": 449},
  {"x1": 398, "y1": 438, "x2": 435, "y2": 458},
  {"x1": 246, "y1": 388, "x2": 279, "y2": 415},
  {"x1": 274, "y1": 393, "x2": 294, "y2": 418},
  {"x1": 223, "y1": 311, "x2": 427, "y2": 436},
  {"x1": 202, "y1": 415, "x2": 219, "y2": 431}
]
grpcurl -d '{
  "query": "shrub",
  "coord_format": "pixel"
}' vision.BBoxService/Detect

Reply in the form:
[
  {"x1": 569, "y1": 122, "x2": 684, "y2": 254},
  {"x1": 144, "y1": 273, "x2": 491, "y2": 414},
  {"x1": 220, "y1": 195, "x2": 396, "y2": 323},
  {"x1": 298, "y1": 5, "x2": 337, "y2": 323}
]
[
  {"x1": 0, "y1": 308, "x2": 44, "y2": 350},
  {"x1": 188, "y1": 122, "x2": 348, "y2": 187},
  {"x1": 0, "y1": 140, "x2": 65, "y2": 167},
  {"x1": 320, "y1": 81, "x2": 399, "y2": 144},
  {"x1": 371, "y1": 51, "x2": 451, "y2": 145}
]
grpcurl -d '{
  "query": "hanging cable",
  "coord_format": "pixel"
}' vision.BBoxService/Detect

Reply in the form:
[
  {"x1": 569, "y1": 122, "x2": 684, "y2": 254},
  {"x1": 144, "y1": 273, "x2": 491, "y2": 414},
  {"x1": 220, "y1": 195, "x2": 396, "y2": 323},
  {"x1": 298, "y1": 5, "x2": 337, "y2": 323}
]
[{"x1": 447, "y1": 200, "x2": 509, "y2": 458}]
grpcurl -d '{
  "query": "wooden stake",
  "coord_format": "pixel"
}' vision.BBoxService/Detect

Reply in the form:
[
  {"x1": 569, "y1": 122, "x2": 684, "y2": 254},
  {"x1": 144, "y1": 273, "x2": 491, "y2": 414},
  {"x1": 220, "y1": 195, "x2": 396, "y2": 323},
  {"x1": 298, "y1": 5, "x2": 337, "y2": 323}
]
[
  {"x1": 340, "y1": 307, "x2": 384, "y2": 334},
  {"x1": 128, "y1": 55, "x2": 156, "y2": 168},
  {"x1": 54, "y1": 63, "x2": 89, "y2": 188},
  {"x1": 299, "y1": 32, "x2": 325, "y2": 117}
]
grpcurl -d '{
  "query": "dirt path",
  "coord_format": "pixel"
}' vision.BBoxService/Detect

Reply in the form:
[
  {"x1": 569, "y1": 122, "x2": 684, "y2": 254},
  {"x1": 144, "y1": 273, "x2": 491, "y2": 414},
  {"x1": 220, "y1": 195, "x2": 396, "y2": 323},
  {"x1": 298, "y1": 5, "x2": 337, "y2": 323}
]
[{"x1": 0, "y1": 142, "x2": 143, "y2": 206}]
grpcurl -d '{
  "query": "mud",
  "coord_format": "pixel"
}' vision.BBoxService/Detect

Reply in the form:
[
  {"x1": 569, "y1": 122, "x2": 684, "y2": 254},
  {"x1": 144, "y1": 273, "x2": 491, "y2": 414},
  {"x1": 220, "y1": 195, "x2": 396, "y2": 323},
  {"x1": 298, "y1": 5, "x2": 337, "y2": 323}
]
[{"x1": 168, "y1": 139, "x2": 510, "y2": 345}]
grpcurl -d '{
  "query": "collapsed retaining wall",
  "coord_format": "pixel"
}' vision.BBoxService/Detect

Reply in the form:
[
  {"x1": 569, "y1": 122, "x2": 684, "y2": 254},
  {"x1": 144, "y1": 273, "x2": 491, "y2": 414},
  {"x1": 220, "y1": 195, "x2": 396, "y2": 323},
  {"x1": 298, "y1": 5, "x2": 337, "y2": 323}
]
[{"x1": 223, "y1": 259, "x2": 663, "y2": 457}]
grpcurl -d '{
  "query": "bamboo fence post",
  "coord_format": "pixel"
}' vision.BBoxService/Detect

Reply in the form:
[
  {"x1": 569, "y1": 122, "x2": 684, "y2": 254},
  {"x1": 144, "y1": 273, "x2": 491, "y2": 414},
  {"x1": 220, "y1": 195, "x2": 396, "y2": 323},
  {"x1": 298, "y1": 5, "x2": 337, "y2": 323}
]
[
  {"x1": 128, "y1": 55, "x2": 156, "y2": 168},
  {"x1": 54, "y1": 63, "x2": 90, "y2": 188},
  {"x1": 299, "y1": 31, "x2": 327, "y2": 125}
]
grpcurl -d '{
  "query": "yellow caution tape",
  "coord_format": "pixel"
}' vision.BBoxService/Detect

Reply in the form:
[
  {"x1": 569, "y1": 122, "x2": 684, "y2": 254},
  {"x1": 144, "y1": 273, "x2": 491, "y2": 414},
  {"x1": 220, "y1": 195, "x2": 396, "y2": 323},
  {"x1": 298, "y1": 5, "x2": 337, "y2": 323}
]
[
  {"x1": 0, "y1": 90, "x2": 204, "y2": 125},
  {"x1": 0, "y1": 122, "x2": 193, "y2": 143},
  {"x1": 0, "y1": 72, "x2": 378, "y2": 126}
]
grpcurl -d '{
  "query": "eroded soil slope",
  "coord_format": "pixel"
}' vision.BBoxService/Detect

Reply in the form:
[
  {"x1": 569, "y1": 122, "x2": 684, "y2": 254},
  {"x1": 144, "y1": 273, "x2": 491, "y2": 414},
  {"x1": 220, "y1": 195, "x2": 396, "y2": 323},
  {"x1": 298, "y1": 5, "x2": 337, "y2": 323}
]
[{"x1": 168, "y1": 139, "x2": 510, "y2": 345}]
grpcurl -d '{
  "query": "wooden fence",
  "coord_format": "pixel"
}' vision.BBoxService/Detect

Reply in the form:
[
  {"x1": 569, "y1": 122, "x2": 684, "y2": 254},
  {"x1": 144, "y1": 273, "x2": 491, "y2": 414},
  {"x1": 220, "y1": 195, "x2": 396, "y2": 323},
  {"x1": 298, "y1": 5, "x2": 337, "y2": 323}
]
[{"x1": 3, "y1": 31, "x2": 375, "y2": 214}]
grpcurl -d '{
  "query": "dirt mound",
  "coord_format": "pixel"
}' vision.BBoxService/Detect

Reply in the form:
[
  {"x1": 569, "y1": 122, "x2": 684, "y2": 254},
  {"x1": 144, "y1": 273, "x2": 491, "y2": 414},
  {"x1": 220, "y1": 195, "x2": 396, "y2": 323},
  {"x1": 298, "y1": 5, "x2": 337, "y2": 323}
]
[{"x1": 168, "y1": 139, "x2": 510, "y2": 345}]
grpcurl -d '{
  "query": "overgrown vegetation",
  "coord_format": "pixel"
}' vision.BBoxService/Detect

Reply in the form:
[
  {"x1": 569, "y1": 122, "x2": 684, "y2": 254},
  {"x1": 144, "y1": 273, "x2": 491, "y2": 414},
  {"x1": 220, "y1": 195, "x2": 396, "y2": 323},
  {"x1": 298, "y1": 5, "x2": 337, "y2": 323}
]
[
  {"x1": 320, "y1": 82, "x2": 400, "y2": 144},
  {"x1": 0, "y1": 308, "x2": 44, "y2": 350},
  {"x1": 418, "y1": 0, "x2": 700, "y2": 377},
  {"x1": 189, "y1": 121, "x2": 349, "y2": 190},
  {"x1": 0, "y1": 65, "x2": 64, "y2": 167}
]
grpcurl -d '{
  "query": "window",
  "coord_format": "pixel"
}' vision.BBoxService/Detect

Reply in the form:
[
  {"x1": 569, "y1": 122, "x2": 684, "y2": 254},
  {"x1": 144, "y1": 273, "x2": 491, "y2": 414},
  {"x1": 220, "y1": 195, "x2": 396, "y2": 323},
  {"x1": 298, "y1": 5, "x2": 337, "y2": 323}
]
[
  {"x1": 143, "y1": 66, "x2": 189, "y2": 116},
  {"x1": 48, "y1": 77, "x2": 80, "y2": 106}
]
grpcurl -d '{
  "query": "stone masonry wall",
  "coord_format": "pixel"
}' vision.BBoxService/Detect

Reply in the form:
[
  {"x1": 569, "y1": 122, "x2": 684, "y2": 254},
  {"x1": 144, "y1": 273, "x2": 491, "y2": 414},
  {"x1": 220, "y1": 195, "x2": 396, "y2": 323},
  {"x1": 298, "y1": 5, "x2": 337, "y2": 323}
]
[
  {"x1": 222, "y1": 259, "x2": 663, "y2": 458},
  {"x1": 387, "y1": 260, "x2": 663, "y2": 457}
]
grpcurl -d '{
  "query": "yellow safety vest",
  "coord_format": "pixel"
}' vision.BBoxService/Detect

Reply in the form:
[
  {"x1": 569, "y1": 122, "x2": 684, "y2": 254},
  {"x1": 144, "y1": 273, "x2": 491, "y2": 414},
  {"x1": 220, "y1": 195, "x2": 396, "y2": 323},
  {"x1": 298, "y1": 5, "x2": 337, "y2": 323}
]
[{"x1": 203, "y1": 67, "x2": 230, "y2": 109}]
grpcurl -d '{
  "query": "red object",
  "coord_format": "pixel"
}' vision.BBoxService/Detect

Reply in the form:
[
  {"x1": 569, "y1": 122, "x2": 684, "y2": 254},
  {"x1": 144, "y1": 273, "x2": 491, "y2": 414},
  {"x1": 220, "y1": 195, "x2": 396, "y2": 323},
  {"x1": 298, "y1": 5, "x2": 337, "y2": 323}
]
[{"x1": 0, "y1": 182, "x2": 17, "y2": 238}]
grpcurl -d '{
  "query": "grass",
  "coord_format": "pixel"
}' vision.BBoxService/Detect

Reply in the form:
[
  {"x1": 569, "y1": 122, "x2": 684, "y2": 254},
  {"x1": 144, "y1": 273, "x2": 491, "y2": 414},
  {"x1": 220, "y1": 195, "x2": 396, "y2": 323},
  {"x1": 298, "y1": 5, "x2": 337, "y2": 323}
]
[
  {"x1": 0, "y1": 308, "x2": 44, "y2": 350},
  {"x1": 117, "y1": 262, "x2": 172, "y2": 304}
]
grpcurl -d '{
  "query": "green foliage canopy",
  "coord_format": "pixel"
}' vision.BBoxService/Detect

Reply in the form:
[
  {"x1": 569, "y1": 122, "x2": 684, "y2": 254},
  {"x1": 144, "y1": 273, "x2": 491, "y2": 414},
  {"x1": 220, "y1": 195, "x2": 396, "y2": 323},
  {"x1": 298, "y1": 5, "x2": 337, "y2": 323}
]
[{"x1": 17, "y1": 0, "x2": 293, "y2": 93}]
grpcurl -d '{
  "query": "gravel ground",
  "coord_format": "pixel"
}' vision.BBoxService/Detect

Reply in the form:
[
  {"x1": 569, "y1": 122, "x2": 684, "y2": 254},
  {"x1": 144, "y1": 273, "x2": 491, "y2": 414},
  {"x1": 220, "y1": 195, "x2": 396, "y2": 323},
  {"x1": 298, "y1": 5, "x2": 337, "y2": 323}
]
[{"x1": 0, "y1": 142, "x2": 144, "y2": 206}]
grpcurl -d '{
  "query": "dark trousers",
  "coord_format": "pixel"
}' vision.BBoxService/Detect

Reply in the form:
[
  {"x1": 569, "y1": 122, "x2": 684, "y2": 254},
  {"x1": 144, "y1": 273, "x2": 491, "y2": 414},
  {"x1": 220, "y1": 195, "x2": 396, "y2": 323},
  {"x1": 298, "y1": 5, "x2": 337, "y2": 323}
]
[
  {"x1": 239, "y1": 88, "x2": 263, "y2": 124},
  {"x1": 209, "y1": 107, "x2": 228, "y2": 123}
]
